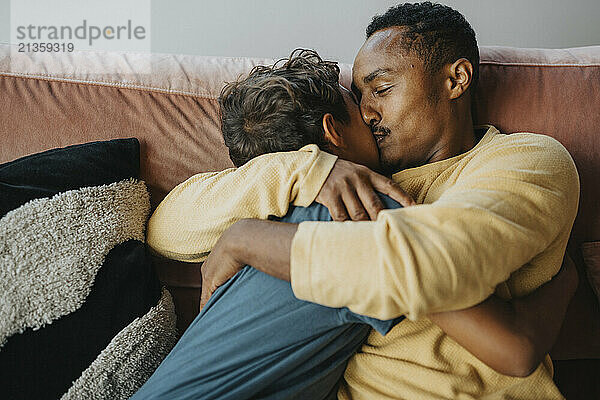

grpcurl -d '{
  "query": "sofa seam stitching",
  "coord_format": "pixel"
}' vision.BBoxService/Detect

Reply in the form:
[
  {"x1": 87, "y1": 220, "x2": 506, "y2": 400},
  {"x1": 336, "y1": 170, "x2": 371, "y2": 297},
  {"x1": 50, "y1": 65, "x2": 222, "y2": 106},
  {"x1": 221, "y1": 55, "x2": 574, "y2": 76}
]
[
  {"x1": 480, "y1": 61, "x2": 600, "y2": 67},
  {"x1": 0, "y1": 71, "x2": 220, "y2": 100}
]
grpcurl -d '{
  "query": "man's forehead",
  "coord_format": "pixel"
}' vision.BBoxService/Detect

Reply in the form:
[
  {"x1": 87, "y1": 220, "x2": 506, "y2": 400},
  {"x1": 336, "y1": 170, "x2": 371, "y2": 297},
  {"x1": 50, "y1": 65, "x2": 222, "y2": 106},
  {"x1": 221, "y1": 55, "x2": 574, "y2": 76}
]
[
  {"x1": 362, "y1": 68, "x2": 393, "y2": 84},
  {"x1": 352, "y1": 28, "x2": 422, "y2": 84},
  {"x1": 352, "y1": 51, "x2": 396, "y2": 82},
  {"x1": 352, "y1": 52, "x2": 412, "y2": 85}
]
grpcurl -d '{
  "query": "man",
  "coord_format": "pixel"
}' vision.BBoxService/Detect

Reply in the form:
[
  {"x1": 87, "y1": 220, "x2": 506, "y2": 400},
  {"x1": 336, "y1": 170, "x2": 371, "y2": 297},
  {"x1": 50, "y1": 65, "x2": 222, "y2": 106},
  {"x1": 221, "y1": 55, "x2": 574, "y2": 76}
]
[
  {"x1": 148, "y1": 3, "x2": 579, "y2": 399},
  {"x1": 137, "y1": 48, "x2": 575, "y2": 399}
]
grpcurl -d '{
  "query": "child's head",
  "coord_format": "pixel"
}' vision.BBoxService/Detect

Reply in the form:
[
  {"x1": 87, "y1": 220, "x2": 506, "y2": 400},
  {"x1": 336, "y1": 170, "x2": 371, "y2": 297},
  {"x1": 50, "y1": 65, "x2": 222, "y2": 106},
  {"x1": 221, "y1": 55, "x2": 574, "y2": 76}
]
[{"x1": 219, "y1": 49, "x2": 379, "y2": 169}]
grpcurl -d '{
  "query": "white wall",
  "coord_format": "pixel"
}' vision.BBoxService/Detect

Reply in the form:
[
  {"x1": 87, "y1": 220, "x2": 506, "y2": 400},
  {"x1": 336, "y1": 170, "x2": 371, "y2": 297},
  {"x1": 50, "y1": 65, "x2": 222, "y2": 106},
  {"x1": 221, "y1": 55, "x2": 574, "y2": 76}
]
[
  {"x1": 149, "y1": 0, "x2": 600, "y2": 62},
  {"x1": 2, "y1": 0, "x2": 599, "y2": 63}
]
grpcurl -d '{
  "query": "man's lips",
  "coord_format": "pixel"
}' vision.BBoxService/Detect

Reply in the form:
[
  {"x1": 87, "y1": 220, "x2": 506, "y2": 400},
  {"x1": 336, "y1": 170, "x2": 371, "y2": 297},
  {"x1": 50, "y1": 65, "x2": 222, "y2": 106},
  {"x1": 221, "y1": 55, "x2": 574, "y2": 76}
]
[
  {"x1": 374, "y1": 133, "x2": 388, "y2": 144},
  {"x1": 372, "y1": 126, "x2": 391, "y2": 145}
]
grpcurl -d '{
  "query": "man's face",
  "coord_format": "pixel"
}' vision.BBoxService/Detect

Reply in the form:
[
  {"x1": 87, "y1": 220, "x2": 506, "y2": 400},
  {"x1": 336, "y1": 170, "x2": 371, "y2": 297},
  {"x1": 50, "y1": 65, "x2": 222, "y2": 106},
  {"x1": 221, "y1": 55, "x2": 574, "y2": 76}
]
[{"x1": 352, "y1": 27, "x2": 448, "y2": 173}]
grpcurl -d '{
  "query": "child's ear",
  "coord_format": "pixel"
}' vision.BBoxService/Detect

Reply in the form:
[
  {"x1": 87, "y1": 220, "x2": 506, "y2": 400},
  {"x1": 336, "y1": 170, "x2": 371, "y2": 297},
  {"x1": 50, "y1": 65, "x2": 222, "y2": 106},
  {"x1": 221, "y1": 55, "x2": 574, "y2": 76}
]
[{"x1": 322, "y1": 113, "x2": 344, "y2": 149}]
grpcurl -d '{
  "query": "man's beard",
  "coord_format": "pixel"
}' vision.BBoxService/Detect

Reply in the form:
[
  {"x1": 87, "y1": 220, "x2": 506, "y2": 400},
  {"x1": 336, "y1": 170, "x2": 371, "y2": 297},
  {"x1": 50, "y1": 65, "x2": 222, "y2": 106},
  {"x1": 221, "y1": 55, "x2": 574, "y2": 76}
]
[{"x1": 379, "y1": 155, "x2": 398, "y2": 177}]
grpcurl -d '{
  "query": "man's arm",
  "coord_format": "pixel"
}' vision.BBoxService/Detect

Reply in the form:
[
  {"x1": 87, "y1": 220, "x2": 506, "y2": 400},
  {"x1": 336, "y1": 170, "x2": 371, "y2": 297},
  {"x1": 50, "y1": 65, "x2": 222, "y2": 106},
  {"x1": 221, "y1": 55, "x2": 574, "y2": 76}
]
[
  {"x1": 202, "y1": 135, "x2": 580, "y2": 321},
  {"x1": 290, "y1": 135, "x2": 580, "y2": 319},
  {"x1": 199, "y1": 219, "x2": 296, "y2": 310},
  {"x1": 200, "y1": 220, "x2": 577, "y2": 378},
  {"x1": 427, "y1": 253, "x2": 578, "y2": 377}
]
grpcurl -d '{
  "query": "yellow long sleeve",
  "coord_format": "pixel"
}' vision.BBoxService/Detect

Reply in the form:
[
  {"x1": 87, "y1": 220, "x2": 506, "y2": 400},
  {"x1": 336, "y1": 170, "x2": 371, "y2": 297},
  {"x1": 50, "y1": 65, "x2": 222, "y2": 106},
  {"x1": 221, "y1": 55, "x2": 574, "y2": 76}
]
[
  {"x1": 146, "y1": 144, "x2": 337, "y2": 262},
  {"x1": 291, "y1": 129, "x2": 580, "y2": 320}
]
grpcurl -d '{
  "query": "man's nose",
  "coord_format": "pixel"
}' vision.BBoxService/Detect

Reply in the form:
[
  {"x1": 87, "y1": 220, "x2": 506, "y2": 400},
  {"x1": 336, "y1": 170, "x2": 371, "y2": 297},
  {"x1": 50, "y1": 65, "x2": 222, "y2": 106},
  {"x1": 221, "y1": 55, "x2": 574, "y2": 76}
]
[{"x1": 360, "y1": 99, "x2": 381, "y2": 127}]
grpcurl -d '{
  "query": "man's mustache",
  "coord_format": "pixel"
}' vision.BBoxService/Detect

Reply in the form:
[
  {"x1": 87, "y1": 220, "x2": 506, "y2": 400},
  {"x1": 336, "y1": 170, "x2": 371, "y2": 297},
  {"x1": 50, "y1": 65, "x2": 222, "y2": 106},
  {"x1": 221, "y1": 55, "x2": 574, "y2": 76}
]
[{"x1": 371, "y1": 125, "x2": 391, "y2": 136}]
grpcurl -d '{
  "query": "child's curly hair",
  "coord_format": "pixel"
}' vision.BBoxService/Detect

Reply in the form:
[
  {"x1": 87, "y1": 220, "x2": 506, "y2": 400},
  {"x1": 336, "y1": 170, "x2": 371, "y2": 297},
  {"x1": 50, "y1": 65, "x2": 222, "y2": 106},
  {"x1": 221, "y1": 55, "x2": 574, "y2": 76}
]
[{"x1": 219, "y1": 49, "x2": 349, "y2": 167}]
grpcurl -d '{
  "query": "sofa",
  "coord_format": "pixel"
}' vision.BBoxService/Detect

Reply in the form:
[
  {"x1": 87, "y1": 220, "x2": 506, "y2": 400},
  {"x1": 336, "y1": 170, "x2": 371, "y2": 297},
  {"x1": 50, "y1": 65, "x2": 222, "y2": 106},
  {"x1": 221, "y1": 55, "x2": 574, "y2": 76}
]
[{"x1": 1, "y1": 43, "x2": 598, "y2": 398}]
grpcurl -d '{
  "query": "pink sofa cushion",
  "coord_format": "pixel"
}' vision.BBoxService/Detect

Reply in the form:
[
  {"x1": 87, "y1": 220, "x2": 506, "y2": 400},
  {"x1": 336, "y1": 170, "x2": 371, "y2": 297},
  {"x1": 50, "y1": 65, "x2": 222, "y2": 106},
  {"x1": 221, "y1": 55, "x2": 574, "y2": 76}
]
[{"x1": 473, "y1": 46, "x2": 600, "y2": 246}]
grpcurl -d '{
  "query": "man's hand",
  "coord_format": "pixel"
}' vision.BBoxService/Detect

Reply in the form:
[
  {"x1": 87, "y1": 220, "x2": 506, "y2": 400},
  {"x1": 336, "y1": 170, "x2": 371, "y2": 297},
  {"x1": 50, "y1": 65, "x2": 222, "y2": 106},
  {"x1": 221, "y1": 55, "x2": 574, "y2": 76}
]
[
  {"x1": 199, "y1": 230, "x2": 245, "y2": 312},
  {"x1": 198, "y1": 219, "x2": 297, "y2": 313},
  {"x1": 315, "y1": 159, "x2": 415, "y2": 221}
]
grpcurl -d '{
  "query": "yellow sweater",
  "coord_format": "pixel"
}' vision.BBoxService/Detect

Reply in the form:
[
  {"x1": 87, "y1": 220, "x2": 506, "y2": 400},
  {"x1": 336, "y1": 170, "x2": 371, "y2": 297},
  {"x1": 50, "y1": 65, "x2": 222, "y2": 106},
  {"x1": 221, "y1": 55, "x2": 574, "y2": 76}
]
[{"x1": 147, "y1": 125, "x2": 579, "y2": 399}]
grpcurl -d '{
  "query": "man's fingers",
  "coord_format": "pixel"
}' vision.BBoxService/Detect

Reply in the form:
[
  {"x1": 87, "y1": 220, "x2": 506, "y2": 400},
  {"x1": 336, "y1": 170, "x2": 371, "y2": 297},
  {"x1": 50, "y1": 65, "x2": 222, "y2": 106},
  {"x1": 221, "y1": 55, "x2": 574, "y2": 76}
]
[
  {"x1": 199, "y1": 289, "x2": 208, "y2": 313},
  {"x1": 341, "y1": 188, "x2": 370, "y2": 221},
  {"x1": 354, "y1": 181, "x2": 385, "y2": 220},
  {"x1": 199, "y1": 269, "x2": 213, "y2": 313},
  {"x1": 369, "y1": 173, "x2": 415, "y2": 207},
  {"x1": 327, "y1": 196, "x2": 351, "y2": 221},
  {"x1": 316, "y1": 158, "x2": 413, "y2": 219},
  {"x1": 199, "y1": 284, "x2": 216, "y2": 313}
]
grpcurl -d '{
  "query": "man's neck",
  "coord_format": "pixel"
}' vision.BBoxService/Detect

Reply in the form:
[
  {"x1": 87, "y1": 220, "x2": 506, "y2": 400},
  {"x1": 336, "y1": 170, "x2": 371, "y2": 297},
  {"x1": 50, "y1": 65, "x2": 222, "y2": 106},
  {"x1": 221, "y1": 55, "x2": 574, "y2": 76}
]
[
  {"x1": 426, "y1": 117, "x2": 476, "y2": 165},
  {"x1": 460, "y1": 122, "x2": 478, "y2": 153}
]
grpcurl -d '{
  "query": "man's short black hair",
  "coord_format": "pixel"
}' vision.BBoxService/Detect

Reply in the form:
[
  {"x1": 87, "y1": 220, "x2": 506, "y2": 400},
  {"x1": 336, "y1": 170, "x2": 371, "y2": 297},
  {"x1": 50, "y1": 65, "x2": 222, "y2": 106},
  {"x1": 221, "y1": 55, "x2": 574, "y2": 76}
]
[
  {"x1": 366, "y1": 2, "x2": 479, "y2": 92},
  {"x1": 219, "y1": 49, "x2": 349, "y2": 167}
]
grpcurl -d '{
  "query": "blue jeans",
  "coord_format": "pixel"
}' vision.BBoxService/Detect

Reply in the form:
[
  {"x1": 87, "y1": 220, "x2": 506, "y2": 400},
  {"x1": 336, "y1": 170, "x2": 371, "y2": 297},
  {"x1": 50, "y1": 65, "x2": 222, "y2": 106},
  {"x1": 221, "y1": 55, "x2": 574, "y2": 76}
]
[{"x1": 132, "y1": 195, "x2": 404, "y2": 400}]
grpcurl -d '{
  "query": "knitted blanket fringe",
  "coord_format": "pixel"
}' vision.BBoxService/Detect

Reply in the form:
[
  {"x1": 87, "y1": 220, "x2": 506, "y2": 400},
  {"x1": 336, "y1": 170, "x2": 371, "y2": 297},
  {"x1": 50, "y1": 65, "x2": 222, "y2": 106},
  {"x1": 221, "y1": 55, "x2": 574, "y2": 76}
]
[
  {"x1": 60, "y1": 287, "x2": 178, "y2": 400},
  {"x1": 0, "y1": 178, "x2": 150, "y2": 347}
]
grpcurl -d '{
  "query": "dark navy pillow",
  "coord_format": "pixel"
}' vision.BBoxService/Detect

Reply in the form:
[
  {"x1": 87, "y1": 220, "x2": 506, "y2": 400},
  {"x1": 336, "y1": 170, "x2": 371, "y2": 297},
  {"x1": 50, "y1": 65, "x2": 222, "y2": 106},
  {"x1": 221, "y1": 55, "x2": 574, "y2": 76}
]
[
  {"x1": 0, "y1": 138, "x2": 140, "y2": 218},
  {"x1": 0, "y1": 139, "x2": 161, "y2": 400}
]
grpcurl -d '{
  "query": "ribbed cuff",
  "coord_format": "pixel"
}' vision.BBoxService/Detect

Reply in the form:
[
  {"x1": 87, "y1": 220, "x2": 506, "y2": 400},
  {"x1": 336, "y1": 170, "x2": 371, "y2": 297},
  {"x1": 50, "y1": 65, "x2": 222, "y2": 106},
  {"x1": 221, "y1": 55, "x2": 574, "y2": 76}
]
[{"x1": 294, "y1": 150, "x2": 338, "y2": 207}]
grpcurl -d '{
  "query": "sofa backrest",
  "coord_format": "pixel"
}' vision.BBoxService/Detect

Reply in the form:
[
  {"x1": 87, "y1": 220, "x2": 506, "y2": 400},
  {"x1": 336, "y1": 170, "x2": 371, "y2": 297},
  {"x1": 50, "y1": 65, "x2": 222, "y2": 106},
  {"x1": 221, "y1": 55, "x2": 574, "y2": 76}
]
[{"x1": 1, "y1": 44, "x2": 598, "y2": 358}]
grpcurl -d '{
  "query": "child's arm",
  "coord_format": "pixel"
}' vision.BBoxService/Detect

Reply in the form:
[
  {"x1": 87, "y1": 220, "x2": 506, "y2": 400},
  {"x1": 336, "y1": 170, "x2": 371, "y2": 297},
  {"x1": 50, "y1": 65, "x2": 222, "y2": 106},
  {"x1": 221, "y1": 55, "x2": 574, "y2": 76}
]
[
  {"x1": 147, "y1": 146, "x2": 337, "y2": 262},
  {"x1": 428, "y1": 253, "x2": 578, "y2": 377}
]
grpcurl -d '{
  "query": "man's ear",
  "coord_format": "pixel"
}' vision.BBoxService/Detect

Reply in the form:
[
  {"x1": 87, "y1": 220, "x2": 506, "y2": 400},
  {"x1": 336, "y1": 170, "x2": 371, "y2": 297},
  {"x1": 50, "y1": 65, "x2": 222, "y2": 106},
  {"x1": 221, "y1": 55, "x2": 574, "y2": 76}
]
[
  {"x1": 322, "y1": 113, "x2": 344, "y2": 149},
  {"x1": 446, "y1": 58, "x2": 473, "y2": 100}
]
